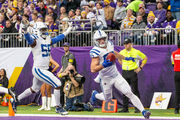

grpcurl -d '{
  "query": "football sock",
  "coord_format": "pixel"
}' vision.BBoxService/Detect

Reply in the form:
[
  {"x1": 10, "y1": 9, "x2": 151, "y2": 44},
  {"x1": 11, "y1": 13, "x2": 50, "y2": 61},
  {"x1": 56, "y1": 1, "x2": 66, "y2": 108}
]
[
  {"x1": 18, "y1": 88, "x2": 32, "y2": 101},
  {"x1": 54, "y1": 89, "x2": 60, "y2": 106}
]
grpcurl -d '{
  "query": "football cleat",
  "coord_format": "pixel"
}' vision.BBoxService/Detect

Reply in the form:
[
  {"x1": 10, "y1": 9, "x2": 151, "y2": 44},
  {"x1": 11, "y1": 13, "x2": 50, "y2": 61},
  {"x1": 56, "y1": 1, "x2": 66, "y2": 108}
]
[
  {"x1": 55, "y1": 106, "x2": 68, "y2": 115},
  {"x1": 90, "y1": 90, "x2": 98, "y2": 105},
  {"x1": 142, "y1": 110, "x2": 151, "y2": 119},
  {"x1": 10, "y1": 98, "x2": 17, "y2": 113}
]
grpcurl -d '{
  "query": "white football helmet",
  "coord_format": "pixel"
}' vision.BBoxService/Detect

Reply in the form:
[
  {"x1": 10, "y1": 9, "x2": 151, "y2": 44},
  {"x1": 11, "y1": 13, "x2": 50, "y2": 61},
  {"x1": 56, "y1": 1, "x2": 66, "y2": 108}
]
[
  {"x1": 33, "y1": 22, "x2": 49, "y2": 39},
  {"x1": 93, "y1": 30, "x2": 108, "y2": 47}
]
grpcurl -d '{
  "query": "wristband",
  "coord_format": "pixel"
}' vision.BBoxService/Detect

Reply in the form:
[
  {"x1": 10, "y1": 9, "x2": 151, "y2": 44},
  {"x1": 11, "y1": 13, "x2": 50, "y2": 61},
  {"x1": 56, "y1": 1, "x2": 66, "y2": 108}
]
[
  {"x1": 58, "y1": 73, "x2": 62, "y2": 78},
  {"x1": 140, "y1": 66, "x2": 143, "y2": 70}
]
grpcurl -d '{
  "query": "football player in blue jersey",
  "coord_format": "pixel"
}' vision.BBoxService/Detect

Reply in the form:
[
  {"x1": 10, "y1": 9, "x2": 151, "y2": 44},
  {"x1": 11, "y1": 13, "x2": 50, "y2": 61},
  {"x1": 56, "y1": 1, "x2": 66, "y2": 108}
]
[
  {"x1": 11, "y1": 20, "x2": 73, "y2": 115},
  {"x1": 89, "y1": 30, "x2": 151, "y2": 119}
]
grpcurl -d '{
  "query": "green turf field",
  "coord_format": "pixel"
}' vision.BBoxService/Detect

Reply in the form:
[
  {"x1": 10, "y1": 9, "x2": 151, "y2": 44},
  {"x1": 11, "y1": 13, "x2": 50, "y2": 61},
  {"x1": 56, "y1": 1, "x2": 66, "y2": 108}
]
[{"x1": 0, "y1": 105, "x2": 179, "y2": 117}]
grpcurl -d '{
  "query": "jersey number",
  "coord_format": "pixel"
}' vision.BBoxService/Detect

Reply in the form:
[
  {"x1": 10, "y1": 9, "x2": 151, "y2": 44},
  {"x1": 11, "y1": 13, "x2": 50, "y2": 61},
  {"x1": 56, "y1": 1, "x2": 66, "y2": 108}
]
[{"x1": 41, "y1": 44, "x2": 50, "y2": 57}]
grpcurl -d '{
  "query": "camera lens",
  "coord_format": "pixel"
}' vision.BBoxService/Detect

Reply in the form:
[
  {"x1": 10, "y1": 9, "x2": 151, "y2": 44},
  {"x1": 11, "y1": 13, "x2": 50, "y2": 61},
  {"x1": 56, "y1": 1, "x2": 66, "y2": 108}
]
[{"x1": 70, "y1": 70, "x2": 74, "y2": 74}]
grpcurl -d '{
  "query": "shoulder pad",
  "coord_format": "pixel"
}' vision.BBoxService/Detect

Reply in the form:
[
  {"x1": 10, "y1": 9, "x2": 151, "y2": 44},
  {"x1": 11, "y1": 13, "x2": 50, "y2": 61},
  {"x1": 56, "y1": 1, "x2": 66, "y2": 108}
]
[{"x1": 90, "y1": 48, "x2": 101, "y2": 58}]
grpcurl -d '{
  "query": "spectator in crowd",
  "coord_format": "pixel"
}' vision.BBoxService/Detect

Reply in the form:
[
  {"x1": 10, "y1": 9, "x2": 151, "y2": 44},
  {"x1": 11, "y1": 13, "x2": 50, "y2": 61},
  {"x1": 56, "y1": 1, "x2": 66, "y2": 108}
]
[
  {"x1": 118, "y1": 38, "x2": 147, "y2": 113},
  {"x1": 58, "y1": 6, "x2": 67, "y2": 21},
  {"x1": 37, "y1": 1, "x2": 46, "y2": 18},
  {"x1": 23, "y1": 1, "x2": 28, "y2": 8},
  {"x1": 47, "y1": 7, "x2": 57, "y2": 21},
  {"x1": 67, "y1": 0, "x2": 79, "y2": 13},
  {"x1": 0, "y1": 69, "x2": 9, "y2": 99},
  {"x1": 48, "y1": 15, "x2": 59, "y2": 37},
  {"x1": 162, "y1": 10, "x2": 177, "y2": 44},
  {"x1": 38, "y1": 57, "x2": 60, "y2": 111},
  {"x1": 144, "y1": 11, "x2": 161, "y2": 45},
  {"x1": 58, "y1": 0, "x2": 68, "y2": 12},
  {"x1": 80, "y1": 0, "x2": 89, "y2": 8},
  {"x1": 17, "y1": 1, "x2": 24, "y2": 16},
  {"x1": 131, "y1": 14, "x2": 146, "y2": 45},
  {"x1": 109, "y1": 0, "x2": 116, "y2": 8},
  {"x1": 93, "y1": 2, "x2": 107, "y2": 30},
  {"x1": 57, "y1": 42, "x2": 76, "y2": 108},
  {"x1": 2, "y1": 20, "x2": 18, "y2": 47},
  {"x1": 74, "y1": 8, "x2": 81, "y2": 20},
  {"x1": 113, "y1": 0, "x2": 126, "y2": 30},
  {"x1": 29, "y1": 3, "x2": 36, "y2": 13},
  {"x1": 0, "y1": 14, "x2": 5, "y2": 27},
  {"x1": 121, "y1": 9, "x2": 135, "y2": 29},
  {"x1": 30, "y1": 12, "x2": 38, "y2": 27},
  {"x1": 23, "y1": 7, "x2": 31, "y2": 20},
  {"x1": 171, "y1": 40, "x2": 180, "y2": 114},
  {"x1": 170, "y1": 0, "x2": 180, "y2": 21},
  {"x1": 5, "y1": 7, "x2": 18, "y2": 21},
  {"x1": 79, "y1": 11, "x2": 91, "y2": 30},
  {"x1": 89, "y1": 1, "x2": 96, "y2": 11},
  {"x1": 84, "y1": 6, "x2": 95, "y2": 20},
  {"x1": 126, "y1": 0, "x2": 143, "y2": 13},
  {"x1": 103, "y1": 0, "x2": 115, "y2": 29},
  {"x1": 46, "y1": 0, "x2": 57, "y2": 10},
  {"x1": 154, "y1": 2, "x2": 167, "y2": 23},
  {"x1": 68, "y1": 9, "x2": 75, "y2": 20},
  {"x1": 137, "y1": 6, "x2": 148, "y2": 24}
]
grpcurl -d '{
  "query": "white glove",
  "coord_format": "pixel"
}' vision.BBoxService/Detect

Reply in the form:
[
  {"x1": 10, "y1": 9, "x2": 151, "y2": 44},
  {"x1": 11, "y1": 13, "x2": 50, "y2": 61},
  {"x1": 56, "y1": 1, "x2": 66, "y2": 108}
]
[
  {"x1": 63, "y1": 23, "x2": 73, "y2": 36},
  {"x1": 21, "y1": 20, "x2": 30, "y2": 32}
]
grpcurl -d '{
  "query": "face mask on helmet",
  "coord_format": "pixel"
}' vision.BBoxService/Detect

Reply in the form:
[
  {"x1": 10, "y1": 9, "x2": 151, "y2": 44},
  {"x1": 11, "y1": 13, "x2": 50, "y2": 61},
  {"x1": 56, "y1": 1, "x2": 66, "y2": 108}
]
[
  {"x1": 40, "y1": 28, "x2": 49, "y2": 39},
  {"x1": 93, "y1": 30, "x2": 108, "y2": 48}
]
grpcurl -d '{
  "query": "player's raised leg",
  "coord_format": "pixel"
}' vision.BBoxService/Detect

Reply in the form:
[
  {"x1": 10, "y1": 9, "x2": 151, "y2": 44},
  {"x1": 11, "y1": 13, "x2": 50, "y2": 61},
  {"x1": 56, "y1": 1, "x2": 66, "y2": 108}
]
[{"x1": 114, "y1": 74, "x2": 151, "y2": 119}]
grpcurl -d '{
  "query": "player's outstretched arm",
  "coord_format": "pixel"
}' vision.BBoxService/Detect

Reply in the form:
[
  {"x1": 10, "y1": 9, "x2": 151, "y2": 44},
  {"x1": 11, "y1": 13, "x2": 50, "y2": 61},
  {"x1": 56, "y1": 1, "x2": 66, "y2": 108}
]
[
  {"x1": 24, "y1": 33, "x2": 36, "y2": 46},
  {"x1": 51, "y1": 23, "x2": 73, "y2": 45}
]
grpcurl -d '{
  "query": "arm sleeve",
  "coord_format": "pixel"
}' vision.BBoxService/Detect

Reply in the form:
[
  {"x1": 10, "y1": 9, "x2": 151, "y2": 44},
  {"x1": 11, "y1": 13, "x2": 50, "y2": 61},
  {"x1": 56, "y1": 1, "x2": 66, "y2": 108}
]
[
  {"x1": 24, "y1": 33, "x2": 35, "y2": 45},
  {"x1": 90, "y1": 49, "x2": 100, "y2": 58},
  {"x1": 51, "y1": 34, "x2": 65, "y2": 45}
]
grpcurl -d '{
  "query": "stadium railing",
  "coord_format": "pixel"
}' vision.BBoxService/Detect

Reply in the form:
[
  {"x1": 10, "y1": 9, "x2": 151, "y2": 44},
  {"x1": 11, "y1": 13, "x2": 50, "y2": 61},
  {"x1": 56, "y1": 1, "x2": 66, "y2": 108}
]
[{"x1": 0, "y1": 28, "x2": 179, "y2": 48}]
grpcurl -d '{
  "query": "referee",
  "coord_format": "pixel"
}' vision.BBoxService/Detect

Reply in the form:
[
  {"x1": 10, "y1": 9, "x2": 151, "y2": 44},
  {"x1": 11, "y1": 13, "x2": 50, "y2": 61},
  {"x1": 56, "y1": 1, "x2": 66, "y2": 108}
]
[
  {"x1": 118, "y1": 39, "x2": 147, "y2": 113},
  {"x1": 171, "y1": 40, "x2": 180, "y2": 114}
]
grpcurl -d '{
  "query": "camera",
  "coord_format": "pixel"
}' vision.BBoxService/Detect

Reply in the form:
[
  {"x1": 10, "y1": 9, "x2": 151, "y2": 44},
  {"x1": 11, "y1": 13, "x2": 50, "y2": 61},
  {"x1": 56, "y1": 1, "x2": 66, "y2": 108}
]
[{"x1": 69, "y1": 69, "x2": 74, "y2": 74}]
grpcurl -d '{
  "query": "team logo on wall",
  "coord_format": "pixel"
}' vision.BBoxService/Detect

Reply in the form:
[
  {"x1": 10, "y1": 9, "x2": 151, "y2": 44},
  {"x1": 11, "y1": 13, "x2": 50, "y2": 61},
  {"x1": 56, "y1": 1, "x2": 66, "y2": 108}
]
[{"x1": 150, "y1": 92, "x2": 172, "y2": 109}]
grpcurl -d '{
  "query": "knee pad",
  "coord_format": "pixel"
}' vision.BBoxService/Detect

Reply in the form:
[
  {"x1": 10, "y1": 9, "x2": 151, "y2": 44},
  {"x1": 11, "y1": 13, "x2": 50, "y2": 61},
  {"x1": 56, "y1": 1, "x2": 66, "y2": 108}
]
[{"x1": 31, "y1": 86, "x2": 41, "y2": 93}]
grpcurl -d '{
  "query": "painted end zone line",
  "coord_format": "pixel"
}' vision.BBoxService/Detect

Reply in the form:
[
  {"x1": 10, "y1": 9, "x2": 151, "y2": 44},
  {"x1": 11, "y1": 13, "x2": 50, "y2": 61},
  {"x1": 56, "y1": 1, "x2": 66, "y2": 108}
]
[{"x1": 0, "y1": 114, "x2": 180, "y2": 119}]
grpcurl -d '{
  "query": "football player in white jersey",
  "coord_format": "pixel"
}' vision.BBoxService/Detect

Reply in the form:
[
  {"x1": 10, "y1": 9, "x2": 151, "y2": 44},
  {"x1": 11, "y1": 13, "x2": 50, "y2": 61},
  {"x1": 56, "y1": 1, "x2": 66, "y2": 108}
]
[
  {"x1": 11, "y1": 20, "x2": 73, "y2": 115},
  {"x1": 89, "y1": 30, "x2": 151, "y2": 119}
]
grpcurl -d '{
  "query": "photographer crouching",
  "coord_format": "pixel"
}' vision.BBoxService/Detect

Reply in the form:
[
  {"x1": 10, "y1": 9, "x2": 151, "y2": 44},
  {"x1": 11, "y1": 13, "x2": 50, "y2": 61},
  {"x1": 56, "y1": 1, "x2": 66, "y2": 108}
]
[{"x1": 58, "y1": 65, "x2": 94, "y2": 111}]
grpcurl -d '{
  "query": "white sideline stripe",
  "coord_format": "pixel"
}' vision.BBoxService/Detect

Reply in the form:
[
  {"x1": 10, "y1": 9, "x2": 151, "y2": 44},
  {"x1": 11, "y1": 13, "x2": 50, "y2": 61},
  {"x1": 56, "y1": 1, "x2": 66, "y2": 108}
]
[{"x1": 0, "y1": 114, "x2": 180, "y2": 119}]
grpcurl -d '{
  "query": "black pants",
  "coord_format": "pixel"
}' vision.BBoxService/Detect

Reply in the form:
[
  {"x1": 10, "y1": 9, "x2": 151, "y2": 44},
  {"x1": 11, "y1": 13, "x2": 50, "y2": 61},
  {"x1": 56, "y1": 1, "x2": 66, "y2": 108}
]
[
  {"x1": 60, "y1": 79, "x2": 65, "y2": 107},
  {"x1": 122, "y1": 70, "x2": 140, "y2": 110},
  {"x1": 174, "y1": 72, "x2": 180, "y2": 109}
]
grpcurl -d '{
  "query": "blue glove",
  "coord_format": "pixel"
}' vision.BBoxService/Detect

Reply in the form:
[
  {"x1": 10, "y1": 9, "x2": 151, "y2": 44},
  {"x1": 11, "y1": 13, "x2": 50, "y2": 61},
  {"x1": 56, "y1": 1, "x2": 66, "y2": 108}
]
[
  {"x1": 102, "y1": 59, "x2": 113, "y2": 68},
  {"x1": 125, "y1": 57, "x2": 135, "y2": 62}
]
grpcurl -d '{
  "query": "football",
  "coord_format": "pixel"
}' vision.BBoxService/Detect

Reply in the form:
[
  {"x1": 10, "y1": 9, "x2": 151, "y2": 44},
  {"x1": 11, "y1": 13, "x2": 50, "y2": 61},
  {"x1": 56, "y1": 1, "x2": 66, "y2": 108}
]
[{"x1": 106, "y1": 53, "x2": 116, "y2": 62}]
